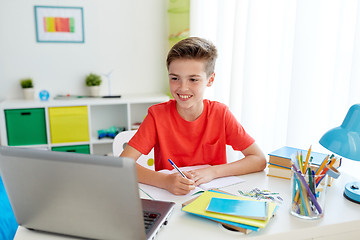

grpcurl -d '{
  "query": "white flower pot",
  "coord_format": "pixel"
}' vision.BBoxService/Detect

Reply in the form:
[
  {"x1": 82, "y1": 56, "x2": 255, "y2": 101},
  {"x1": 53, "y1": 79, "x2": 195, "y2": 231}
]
[
  {"x1": 88, "y1": 86, "x2": 101, "y2": 97},
  {"x1": 22, "y1": 88, "x2": 35, "y2": 100}
]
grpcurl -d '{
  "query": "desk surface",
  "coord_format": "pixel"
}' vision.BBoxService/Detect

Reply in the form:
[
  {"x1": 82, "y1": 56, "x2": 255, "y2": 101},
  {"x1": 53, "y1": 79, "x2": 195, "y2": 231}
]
[{"x1": 14, "y1": 170, "x2": 360, "y2": 240}]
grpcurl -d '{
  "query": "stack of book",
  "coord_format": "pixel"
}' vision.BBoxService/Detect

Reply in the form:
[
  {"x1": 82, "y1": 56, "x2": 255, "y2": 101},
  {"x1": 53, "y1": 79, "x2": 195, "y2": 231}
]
[
  {"x1": 267, "y1": 146, "x2": 340, "y2": 180},
  {"x1": 182, "y1": 190, "x2": 278, "y2": 234}
]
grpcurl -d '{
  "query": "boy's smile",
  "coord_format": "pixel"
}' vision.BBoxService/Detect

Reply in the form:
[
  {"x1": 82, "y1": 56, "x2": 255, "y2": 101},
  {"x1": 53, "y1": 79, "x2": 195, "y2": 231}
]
[
  {"x1": 178, "y1": 94, "x2": 192, "y2": 100},
  {"x1": 168, "y1": 59, "x2": 214, "y2": 121}
]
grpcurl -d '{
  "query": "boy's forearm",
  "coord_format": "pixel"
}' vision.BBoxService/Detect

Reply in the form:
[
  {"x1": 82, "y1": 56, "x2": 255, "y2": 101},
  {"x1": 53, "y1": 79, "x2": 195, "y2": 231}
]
[
  {"x1": 212, "y1": 154, "x2": 267, "y2": 178},
  {"x1": 136, "y1": 164, "x2": 168, "y2": 189},
  {"x1": 211, "y1": 142, "x2": 267, "y2": 178},
  {"x1": 120, "y1": 145, "x2": 167, "y2": 188}
]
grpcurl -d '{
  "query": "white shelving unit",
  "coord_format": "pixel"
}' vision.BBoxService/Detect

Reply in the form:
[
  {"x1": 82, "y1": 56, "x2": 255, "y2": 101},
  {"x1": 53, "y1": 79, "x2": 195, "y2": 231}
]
[{"x1": 0, "y1": 94, "x2": 169, "y2": 155}]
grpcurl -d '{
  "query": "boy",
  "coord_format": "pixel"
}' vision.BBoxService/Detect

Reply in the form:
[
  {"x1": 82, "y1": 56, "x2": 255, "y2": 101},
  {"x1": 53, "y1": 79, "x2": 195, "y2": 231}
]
[{"x1": 120, "y1": 37, "x2": 266, "y2": 195}]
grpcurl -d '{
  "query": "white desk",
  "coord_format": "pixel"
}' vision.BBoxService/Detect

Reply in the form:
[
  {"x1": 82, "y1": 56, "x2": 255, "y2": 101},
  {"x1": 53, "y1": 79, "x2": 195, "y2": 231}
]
[{"x1": 15, "y1": 171, "x2": 360, "y2": 240}]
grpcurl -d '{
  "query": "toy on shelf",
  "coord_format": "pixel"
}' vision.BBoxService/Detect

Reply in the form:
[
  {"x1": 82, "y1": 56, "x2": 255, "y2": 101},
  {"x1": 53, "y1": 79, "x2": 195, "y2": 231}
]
[{"x1": 97, "y1": 126, "x2": 125, "y2": 139}]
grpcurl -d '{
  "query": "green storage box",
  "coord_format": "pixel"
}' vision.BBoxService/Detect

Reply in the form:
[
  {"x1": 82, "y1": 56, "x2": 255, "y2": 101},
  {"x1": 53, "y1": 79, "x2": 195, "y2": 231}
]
[
  {"x1": 52, "y1": 144, "x2": 90, "y2": 154},
  {"x1": 5, "y1": 108, "x2": 47, "y2": 146}
]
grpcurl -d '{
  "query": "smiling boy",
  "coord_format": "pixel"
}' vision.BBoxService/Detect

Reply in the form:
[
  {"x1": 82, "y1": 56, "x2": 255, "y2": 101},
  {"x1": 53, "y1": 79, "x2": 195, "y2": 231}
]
[{"x1": 120, "y1": 37, "x2": 266, "y2": 195}]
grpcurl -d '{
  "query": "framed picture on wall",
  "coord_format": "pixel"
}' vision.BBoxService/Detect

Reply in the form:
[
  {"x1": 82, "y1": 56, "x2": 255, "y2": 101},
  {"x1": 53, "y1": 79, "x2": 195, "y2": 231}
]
[{"x1": 34, "y1": 6, "x2": 85, "y2": 43}]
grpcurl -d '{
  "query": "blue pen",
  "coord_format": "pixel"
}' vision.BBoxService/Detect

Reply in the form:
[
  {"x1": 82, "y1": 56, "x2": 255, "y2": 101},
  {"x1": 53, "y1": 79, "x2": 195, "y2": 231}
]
[{"x1": 168, "y1": 159, "x2": 188, "y2": 179}]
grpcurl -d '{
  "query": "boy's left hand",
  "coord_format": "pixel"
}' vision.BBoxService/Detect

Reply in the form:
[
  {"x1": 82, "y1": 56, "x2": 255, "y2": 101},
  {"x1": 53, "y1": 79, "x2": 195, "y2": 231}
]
[{"x1": 189, "y1": 166, "x2": 215, "y2": 186}]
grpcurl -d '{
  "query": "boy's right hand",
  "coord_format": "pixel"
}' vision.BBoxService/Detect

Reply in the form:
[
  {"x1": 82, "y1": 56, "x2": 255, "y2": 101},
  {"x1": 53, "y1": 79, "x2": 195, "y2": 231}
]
[{"x1": 165, "y1": 171, "x2": 195, "y2": 195}]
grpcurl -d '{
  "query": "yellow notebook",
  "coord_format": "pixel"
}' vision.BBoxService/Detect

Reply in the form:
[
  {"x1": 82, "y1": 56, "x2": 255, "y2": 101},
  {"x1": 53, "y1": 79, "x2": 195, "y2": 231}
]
[{"x1": 182, "y1": 191, "x2": 277, "y2": 228}]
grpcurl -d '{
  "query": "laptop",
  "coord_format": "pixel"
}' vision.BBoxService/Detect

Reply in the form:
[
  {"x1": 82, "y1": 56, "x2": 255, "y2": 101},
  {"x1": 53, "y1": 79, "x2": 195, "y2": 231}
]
[{"x1": 0, "y1": 146, "x2": 175, "y2": 240}]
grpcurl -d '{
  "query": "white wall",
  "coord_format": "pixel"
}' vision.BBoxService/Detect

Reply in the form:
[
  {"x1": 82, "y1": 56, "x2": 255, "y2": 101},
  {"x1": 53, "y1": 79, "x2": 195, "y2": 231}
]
[{"x1": 0, "y1": 0, "x2": 169, "y2": 100}]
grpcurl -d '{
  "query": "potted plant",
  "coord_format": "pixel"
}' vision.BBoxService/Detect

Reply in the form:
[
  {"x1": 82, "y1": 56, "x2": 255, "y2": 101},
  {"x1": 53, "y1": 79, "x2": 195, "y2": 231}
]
[
  {"x1": 20, "y1": 78, "x2": 35, "y2": 100},
  {"x1": 85, "y1": 73, "x2": 102, "y2": 97}
]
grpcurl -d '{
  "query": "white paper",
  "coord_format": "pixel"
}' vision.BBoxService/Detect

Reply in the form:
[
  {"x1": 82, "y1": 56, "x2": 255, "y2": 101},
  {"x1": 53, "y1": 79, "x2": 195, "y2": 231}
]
[{"x1": 138, "y1": 165, "x2": 245, "y2": 202}]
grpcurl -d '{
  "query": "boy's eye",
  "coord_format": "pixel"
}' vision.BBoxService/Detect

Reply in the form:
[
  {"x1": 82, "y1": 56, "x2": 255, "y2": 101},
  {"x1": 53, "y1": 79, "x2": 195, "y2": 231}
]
[
  {"x1": 171, "y1": 77, "x2": 178, "y2": 80},
  {"x1": 190, "y1": 78, "x2": 198, "y2": 82}
]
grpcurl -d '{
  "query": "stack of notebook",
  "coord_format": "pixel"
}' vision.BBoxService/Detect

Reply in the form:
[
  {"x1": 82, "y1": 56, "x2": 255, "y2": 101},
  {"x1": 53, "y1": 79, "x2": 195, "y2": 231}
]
[
  {"x1": 182, "y1": 190, "x2": 278, "y2": 234},
  {"x1": 267, "y1": 146, "x2": 339, "y2": 180}
]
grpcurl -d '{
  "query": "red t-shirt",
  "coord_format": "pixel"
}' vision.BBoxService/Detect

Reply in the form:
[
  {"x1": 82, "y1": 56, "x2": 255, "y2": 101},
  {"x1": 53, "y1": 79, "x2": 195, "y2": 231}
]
[{"x1": 128, "y1": 99, "x2": 254, "y2": 171}]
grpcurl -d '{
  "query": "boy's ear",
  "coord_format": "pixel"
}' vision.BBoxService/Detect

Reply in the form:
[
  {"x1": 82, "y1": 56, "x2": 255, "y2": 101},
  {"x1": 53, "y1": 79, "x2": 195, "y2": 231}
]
[{"x1": 207, "y1": 73, "x2": 215, "y2": 87}]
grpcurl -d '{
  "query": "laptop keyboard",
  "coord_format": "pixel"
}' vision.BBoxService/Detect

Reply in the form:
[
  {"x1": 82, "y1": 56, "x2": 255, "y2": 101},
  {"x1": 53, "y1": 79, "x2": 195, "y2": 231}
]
[{"x1": 143, "y1": 211, "x2": 161, "y2": 234}]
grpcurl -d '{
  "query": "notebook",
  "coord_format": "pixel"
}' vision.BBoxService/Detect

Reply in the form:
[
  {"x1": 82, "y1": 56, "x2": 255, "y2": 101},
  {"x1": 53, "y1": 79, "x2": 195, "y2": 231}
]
[
  {"x1": 182, "y1": 190, "x2": 277, "y2": 228},
  {"x1": 206, "y1": 197, "x2": 268, "y2": 220},
  {"x1": 0, "y1": 146, "x2": 175, "y2": 240}
]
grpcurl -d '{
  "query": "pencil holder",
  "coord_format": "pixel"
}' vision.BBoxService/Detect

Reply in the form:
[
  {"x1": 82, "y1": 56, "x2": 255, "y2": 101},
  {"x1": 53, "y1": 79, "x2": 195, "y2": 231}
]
[{"x1": 290, "y1": 166, "x2": 328, "y2": 220}]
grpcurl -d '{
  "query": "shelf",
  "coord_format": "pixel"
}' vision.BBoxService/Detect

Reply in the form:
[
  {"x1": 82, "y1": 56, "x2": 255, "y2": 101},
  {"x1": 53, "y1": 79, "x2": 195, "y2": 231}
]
[
  {"x1": 50, "y1": 142, "x2": 90, "y2": 147},
  {"x1": 11, "y1": 144, "x2": 49, "y2": 149},
  {"x1": 0, "y1": 94, "x2": 169, "y2": 155},
  {"x1": 91, "y1": 138, "x2": 114, "y2": 145},
  {"x1": 0, "y1": 94, "x2": 169, "y2": 109}
]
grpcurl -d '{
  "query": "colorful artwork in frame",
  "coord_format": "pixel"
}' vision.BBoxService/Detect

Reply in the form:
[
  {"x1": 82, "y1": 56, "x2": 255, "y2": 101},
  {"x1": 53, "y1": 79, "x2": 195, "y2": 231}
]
[{"x1": 34, "y1": 6, "x2": 84, "y2": 43}]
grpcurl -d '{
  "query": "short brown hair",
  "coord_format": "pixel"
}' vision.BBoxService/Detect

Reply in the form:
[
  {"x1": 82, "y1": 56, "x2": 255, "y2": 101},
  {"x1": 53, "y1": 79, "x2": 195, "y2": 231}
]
[{"x1": 166, "y1": 37, "x2": 218, "y2": 77}]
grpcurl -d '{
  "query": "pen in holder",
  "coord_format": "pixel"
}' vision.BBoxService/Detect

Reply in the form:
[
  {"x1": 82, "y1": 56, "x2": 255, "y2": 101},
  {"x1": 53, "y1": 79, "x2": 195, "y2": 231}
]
[{"x1": 290, "y1": 164, "x2": 328, "y2": 220}]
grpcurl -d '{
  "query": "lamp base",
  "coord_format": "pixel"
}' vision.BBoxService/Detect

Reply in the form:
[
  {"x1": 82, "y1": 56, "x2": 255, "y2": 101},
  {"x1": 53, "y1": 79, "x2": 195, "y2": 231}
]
[{"x1": 343, "y1": 182, "x2": 360, "y2": 204}]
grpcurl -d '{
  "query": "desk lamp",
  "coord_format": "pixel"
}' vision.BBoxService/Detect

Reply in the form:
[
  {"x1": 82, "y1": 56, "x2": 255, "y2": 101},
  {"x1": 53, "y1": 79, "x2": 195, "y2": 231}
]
[{"x1": 319, "y1": 104, "x2": 360, "y2": 204}]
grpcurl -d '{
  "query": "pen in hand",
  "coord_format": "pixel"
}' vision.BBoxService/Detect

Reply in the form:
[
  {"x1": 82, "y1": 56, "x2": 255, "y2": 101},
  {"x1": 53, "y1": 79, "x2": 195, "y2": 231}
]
[{"x1": 168, "y1": 159, "x2": 188, "y2": 179}]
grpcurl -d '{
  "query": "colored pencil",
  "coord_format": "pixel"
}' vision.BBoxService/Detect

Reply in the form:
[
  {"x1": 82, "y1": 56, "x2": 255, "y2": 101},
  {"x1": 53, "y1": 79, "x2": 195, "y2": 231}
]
[
  {"x1": 303, "y1": 145, "x2": 312, "y2": 172},
  {"x1": 292, "y1": 164, "x2": 322, "y2": 214},
  {"x1": 315, "y1": 155, "x2": 329, "y2": 175}
]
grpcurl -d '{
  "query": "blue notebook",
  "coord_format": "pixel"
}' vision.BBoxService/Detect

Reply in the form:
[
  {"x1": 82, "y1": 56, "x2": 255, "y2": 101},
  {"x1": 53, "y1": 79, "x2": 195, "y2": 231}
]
[{"x1": 206, "y1": 197, "x2": 268, "y2": 220}]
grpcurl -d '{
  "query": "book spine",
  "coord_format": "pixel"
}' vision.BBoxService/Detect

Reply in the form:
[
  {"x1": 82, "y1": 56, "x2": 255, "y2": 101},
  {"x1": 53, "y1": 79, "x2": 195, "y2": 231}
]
[
  {"x1": 268, "y1": 155, "x2": 292, "y2": 168},
  {"x1": 267, "y1": 163, "x2": 291, "y2": 169},
  {"x1": 267, "y1": 173, "x2": 291, "y2": 180}
]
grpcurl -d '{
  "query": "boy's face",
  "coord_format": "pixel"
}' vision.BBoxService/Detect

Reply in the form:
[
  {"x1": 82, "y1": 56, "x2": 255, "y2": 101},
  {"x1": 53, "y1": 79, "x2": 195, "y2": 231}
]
[{"x1": 168, "y1": 59, "x2": 214, "y2": 114}]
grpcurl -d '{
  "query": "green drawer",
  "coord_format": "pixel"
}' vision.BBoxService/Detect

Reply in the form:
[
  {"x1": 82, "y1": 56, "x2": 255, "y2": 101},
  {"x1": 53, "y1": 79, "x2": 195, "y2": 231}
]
[
  {"x1": 51, "y1": 144, "x2": 90, "y2": 154},
  {"x1": 5, "y1": 108, "x2": 47, "y2": 146}
]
